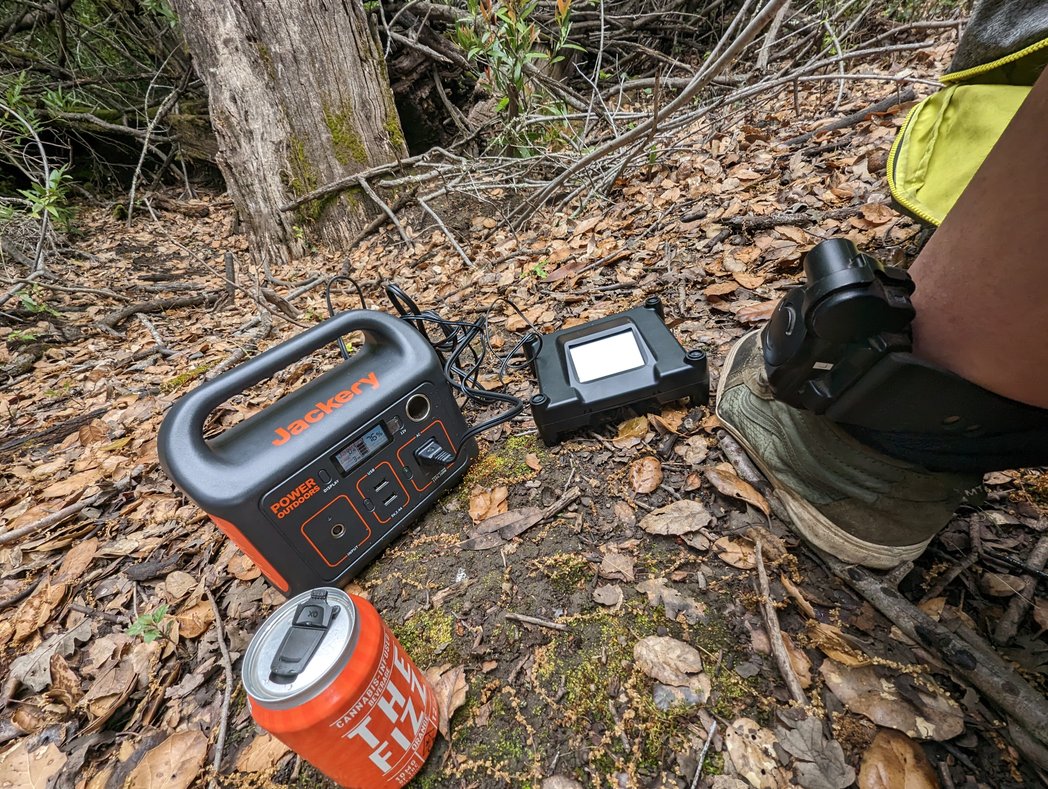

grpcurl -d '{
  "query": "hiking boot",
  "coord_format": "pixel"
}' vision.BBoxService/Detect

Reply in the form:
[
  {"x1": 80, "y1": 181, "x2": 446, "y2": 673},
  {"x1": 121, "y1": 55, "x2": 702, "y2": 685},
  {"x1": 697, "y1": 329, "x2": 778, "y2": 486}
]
[{"x1": 715, "y1": 330, "x2": 980, "y2": 569}]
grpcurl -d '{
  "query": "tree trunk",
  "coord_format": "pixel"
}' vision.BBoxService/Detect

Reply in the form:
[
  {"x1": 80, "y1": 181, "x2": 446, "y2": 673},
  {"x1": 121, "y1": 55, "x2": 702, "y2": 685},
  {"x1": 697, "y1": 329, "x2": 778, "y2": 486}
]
[{"x1": 170, "y1": 0, "x2": 407, "y2": 269}]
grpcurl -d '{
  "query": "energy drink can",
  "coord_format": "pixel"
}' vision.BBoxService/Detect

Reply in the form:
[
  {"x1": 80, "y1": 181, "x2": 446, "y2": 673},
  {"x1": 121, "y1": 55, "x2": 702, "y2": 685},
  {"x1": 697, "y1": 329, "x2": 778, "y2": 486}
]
[{"x1": 242, "y1": 588, "x2": 438, "y2": 788}]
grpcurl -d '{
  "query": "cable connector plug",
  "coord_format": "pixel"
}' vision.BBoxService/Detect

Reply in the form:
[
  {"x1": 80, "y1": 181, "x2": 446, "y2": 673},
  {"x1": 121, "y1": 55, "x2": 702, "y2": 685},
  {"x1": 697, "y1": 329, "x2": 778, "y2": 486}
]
[{"x1": 414, "y1": 439, "x2": 455, "y2": 466}]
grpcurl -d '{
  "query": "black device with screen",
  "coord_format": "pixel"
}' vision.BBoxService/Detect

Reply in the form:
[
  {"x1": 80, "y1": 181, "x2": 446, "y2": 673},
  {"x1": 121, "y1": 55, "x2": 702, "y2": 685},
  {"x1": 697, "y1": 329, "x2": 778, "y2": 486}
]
[{"x1": 526, "y1": 297, "x2": 709, "y2": 445}]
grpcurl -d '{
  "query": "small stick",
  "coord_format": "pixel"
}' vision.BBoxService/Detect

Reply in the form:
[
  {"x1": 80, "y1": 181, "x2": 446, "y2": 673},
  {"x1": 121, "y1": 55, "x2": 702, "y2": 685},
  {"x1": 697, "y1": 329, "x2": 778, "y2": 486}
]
[
  {"x1": 717, "y1": 431, "x2": 772, "y2": 494},
  {"x1": 689, "y1": 720, "x2": 718, "y2": 789},
  {"x1": 754, "y1": 541, "x2": 807, "y2": 705},
  {"x1": 782, "y1": 87, "x2": 916, "y2": 146},
  {"x1": 418, "y1": 198, "x2": 474, "y2": 269},
  {"x1": 207, "y1": 589, "x2": 234, "y2": 788},
  {"x1": 504, "y1": 612, "x2": 569, "y2": 632},
  {"x1": 223, "y1": 251, "x2": 236, "y2": 300},
  {"x1": 994, "y1": 535, "x2": 1048, "y2": 645},
  {"x1": 357, "y1": 176, "x2": 412, "y2": 246},
  {"x1": 0, "y1": 492, "x2": 103, "y2": 546}
]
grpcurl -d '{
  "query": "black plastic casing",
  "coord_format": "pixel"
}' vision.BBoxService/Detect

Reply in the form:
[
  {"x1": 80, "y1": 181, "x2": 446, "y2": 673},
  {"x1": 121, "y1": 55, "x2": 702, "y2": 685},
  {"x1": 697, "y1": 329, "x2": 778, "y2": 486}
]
[
  {"x1": 527, "y1": 297, "x2": 709, "y2": 445},
  {"x1": 158, "y1": 310, "x2": 476, "y2": 594}
]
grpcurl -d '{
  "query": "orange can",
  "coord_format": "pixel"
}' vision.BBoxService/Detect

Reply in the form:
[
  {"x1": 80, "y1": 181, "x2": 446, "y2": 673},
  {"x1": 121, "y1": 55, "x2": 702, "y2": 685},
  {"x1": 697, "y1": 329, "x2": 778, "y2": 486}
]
[{"x1": 242, "y1": 588, "x2": 438, "y2": 788}]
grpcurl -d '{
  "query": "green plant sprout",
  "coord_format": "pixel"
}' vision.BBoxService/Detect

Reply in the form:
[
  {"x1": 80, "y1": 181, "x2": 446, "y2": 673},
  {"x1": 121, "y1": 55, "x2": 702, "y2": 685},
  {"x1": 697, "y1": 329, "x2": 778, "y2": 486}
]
[{"x1": 127, "y1": 604, "x2": 174, "y2": 643}]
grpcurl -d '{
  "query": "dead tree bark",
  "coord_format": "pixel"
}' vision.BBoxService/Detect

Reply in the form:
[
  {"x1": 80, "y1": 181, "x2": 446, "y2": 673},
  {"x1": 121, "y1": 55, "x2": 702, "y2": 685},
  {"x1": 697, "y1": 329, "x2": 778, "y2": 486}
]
[{"x1": 170, "y1": 0, "x2": 407, "y2": 269}]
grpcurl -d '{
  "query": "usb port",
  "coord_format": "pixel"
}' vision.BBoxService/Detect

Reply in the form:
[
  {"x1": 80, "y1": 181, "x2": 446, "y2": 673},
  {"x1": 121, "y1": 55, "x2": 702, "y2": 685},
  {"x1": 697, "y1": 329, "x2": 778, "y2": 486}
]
[
  {"x1": 374, "y1": 479, "x2": 389, "y2": 493},
  {"x1": 383, "y1": 493, "x2": 398, "y2": 508}
]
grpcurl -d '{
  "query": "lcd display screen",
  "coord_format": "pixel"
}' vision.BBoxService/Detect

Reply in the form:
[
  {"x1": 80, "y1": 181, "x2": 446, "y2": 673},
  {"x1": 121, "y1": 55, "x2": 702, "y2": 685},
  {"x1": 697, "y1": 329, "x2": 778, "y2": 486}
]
[
  {"x1": 568, "y1": 330, "x2": 645, "y2": 383},
  {"x1": 333, "y1": 424, "x2": 390, "y2": 475}
]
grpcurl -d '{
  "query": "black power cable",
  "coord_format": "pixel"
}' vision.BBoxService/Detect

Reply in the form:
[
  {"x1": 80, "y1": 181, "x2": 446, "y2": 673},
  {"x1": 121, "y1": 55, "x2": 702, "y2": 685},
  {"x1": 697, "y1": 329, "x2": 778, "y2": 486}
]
[{"x1": 325, "y1": 276, "x2": 539, "y2": 447}]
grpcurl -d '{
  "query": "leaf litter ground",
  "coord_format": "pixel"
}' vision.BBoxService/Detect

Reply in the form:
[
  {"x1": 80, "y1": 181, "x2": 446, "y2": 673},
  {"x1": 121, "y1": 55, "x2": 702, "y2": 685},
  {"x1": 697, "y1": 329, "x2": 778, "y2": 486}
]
[{"x1": 2, "y1": 31, "x2": 1048, "y2": 789}]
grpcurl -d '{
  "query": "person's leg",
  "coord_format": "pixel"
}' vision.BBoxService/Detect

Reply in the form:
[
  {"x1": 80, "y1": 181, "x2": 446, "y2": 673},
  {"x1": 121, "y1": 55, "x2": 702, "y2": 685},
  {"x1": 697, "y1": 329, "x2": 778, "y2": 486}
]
[
  {"x1": 715, "y1": 69, "x2": 1048, "y2": 568},
  {"x1": 909, "y1": 68, "x2": 1048, "y2": 409}
]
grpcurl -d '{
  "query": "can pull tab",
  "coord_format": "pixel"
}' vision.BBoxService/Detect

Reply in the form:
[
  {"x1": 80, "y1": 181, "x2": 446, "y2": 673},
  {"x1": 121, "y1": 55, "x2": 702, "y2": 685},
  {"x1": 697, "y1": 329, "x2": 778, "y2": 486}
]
[{"x1": 269, "y1": 590, "x2": 340, "y2": 684}]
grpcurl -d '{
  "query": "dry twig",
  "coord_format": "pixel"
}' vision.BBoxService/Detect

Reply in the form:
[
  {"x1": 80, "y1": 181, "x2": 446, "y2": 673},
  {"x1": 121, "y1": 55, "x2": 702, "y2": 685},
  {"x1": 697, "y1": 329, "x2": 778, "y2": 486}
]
[{"x1": 754, "y1": 541, "x2": 807, "y2": 705}]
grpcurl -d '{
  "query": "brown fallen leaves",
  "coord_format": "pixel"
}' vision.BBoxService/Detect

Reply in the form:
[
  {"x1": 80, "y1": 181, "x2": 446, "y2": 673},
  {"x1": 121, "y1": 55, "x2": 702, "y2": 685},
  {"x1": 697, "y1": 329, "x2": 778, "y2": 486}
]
[
  {"x1": 858, "y1": 729, "x2": 940, "y2": 789},
  {"x1": 629, "y1": 456, "x2": 663, "y2": 494},
  {"x1": 126, "y1": 729, "x2": 208, "y2": 789}
]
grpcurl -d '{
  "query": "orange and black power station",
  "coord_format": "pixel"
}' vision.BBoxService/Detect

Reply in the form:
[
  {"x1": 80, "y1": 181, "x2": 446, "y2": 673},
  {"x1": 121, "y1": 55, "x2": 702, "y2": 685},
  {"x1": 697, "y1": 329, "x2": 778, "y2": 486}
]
[{"x1": 158, "y1": 311, "x2": 477, "y2": 594}]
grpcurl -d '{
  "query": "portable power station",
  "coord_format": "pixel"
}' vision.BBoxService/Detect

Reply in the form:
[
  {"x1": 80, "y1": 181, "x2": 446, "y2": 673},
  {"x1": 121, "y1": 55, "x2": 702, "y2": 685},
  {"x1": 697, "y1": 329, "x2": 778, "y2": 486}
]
[{"x1": 158, "y1": 310, "x2": 477, "y2": 594}]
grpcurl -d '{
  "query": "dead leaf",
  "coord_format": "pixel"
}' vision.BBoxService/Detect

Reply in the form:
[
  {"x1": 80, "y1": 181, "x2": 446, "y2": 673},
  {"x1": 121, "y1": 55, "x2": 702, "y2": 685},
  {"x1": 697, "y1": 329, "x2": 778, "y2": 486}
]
[
  {"x1": 637, "y1": 578, "x2": 707, "y2": 623},
  {"x1": 9, "y1": 620, "x2": 92, "y2": 692},
  {"x1": 781, "y1": 633, "x2": 812, "y2": 689},
  {"x1": 176, "y1": 598, "x2": 215, "y2": 639},
  {"x1": 39, "y1": 468, "x2": 102, "y2": 499},
  {"x1": 734, "y1": 301, "x2": 779, "y2": 324},
  {"x1": 807, "y1": 622, "x2": 872, "y2": 666},
  {"x1": 861, "y1": 203, "x2": 895, "y2": 225},
  {"x1": 593, "y1": 585, "x2": 624, "y2": 607},
  {"x1": 613, "y1": 415, "x2": 650, "y2": 449},
  {"x1": 468, "y1": 485, "x2": 509, "y2": 522},
  {"x1": 629, "y1": 457, "x2": 663, "y2": 494},
  {"x1": 82, "y1": 655, "x2": 137, "y2": 727},
  {"x1": 714, "y1": 536, "x2": 756, "y2": 569},
  {"x1": 425, "y1": 665, "x2": 468, "y2": 740},
  {"x1": 775, "y1": 715, "x2": 855, "y2": 789},
  {"x1": 634, "y1": 636, "x2": 703, "y2": 686},
  {"x1": 820, "y1": 660, "x2": 964, "y2": 741},
  {"x1": 0, "y1": 741, "x2": 67, "y2": 788},
  {"x1": 978, "y1": 572, "x2": 1023, "y2": 597},
  {"x1": 706, "y1": 464, "x2": 770, "y2": 516},
  {"x1": 858, "y1": 729, "x2": 939, "y2": 789},
  {"x1": 1034, "y1": 599, "x2": 1048, "y2": 632},
  {"x1": 163, "y1": 571, "x2": 197, "y2": 602},
  {"x1": 650, "y1": 409, "x2": 685, "y2": 435},
  {"x1": 229, "y1": 553, "x2": 262, "y2": 581},
  {"x1": 48, "y1": 653, "x2": 83, "y2": 707},
  {"x1": 724, "y1": 717, "x2": 782, "y2": 789},
  {"x1": 126, "y1": 729, "x2": 208, "y2": 789},
  {"x1": 639, "y1": 500, "x2": 712, "y2": 536},
  {"x1": 599, "y1": 553, "x2": 635, "y2": 582},
  {"x1": 676, "y1": 435, "x2": 709, "y2": 465},
  {"x1": 525, "y1": 452, "x2": 543, "y2": 471},
  {"x1": 704, "y1": 281, "x2": 738, "y2": 298},
  {"x1": 78, "y1": 420, "x2": 108, "y2": 445},
  {"x1": 684, "y1": 472, "x2": 703, "y2": 492},
  {"x1": 475, "y1": 507, "x2": 543, "y2": 535},
  {"x1": 733, "y1": 272, "x2": 766, "y2": 289},
  {"x1": 235, "y1": 732, "x2": 290, "y2": 773}
]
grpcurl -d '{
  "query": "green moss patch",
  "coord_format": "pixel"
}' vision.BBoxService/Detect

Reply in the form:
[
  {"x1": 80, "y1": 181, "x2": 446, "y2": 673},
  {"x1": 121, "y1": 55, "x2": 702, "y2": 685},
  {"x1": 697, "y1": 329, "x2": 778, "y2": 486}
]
[
  {"x1": 323, "y1": 102, "x2": 368, "y2": 165},
  {"x1": 463, "y1": 434, "x2": 547, "y2": 492},
  {"x1": 390, "y1": 606, "x2": 457, "y2": 669}
]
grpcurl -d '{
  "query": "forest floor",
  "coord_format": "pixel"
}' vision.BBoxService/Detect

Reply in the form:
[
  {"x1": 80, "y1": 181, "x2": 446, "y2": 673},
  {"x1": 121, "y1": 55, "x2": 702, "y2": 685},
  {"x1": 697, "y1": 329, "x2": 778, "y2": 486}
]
[{"x1": 3, "y1": 26, "x2": 1048, "y2": 789}]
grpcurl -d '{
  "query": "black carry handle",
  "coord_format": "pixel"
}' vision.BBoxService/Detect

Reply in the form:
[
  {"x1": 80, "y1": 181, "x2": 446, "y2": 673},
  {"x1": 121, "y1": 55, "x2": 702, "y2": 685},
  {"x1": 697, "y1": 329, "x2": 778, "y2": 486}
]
[{"x1": 159, "y1": 310, "x2": 418, "y2": 471}]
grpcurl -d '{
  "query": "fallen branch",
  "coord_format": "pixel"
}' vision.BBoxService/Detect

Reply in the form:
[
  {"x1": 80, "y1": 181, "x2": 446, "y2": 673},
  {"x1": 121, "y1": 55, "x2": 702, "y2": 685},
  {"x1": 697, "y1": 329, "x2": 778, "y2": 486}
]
[
  {"x1": 782, "y1": 87, "x2": 916, "y2": 146},
  {"x1": 0, "y1": 491, "x2": 103, "y2": 546},
  {"x1": 993, "y1": 534, "x2": 1048, "y2": 645},
  {"x1": 822, "y1": 552, "x2": 1048, "y2": 750},
  {"x1": 99, "y1": 292, "x2": 221, "y2": 329},
  {"x1": 754, "y1": 541, "x2": 807, "y2": 705},
  {"x1": 509, "y1": 0, "x2": 791, "y2": 224}
]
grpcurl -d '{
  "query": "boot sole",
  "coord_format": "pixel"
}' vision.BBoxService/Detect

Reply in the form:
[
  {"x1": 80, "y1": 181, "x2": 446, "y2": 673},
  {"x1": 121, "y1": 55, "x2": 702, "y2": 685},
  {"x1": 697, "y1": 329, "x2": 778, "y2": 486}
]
[{"x1": 715, "y1": 331, "x2": 930, "y2": 570}]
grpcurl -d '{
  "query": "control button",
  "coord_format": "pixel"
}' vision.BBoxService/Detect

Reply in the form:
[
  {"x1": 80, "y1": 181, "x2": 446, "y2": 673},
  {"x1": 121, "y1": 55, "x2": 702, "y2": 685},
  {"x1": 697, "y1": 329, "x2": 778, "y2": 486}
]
[
  {"x1": 318, "y1": 469, "x2": 332, "y2": 484},
  {"x1": 387, "y1": 415, "x2": 403, "y2": 433},
  {"x1": 401, "y1": 465, "x2": 413, "y2": 480},
  {"x1": 363, "y1": 498, "x2": 375, "y2": 511}
]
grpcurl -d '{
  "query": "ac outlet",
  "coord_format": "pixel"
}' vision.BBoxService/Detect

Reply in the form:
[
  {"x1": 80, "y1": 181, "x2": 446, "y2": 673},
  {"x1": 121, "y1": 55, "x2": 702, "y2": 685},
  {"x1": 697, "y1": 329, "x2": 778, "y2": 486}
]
[{"x1": 396, "y1": 421, "x2": 458, "y2": 495}]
